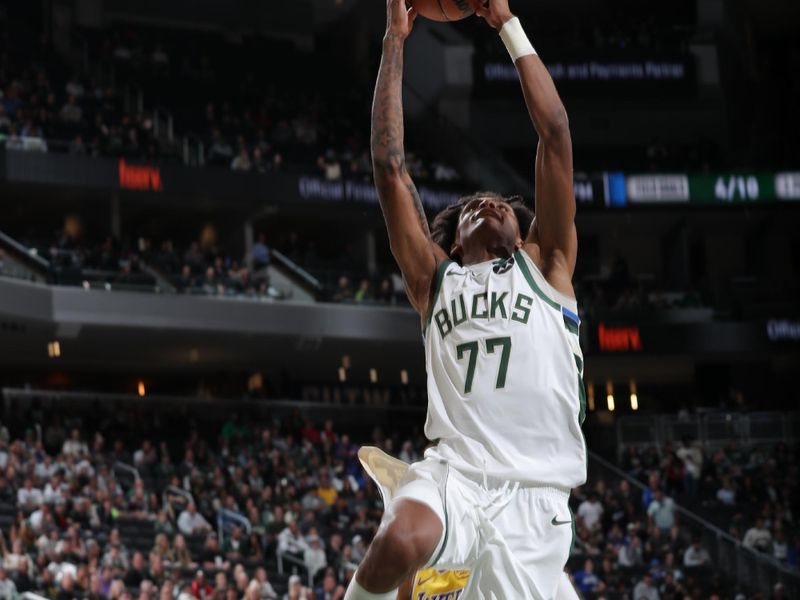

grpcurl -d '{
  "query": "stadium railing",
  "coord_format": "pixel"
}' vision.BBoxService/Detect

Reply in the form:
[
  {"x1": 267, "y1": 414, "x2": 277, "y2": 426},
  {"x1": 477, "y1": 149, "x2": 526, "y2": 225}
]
[
  {"x1": 616, "y1": 411, "x2": 798, "y2": 453},
  {"x1": 590, "y1": 451, "x2": 800, "y2": 597},
  {"x1": 276, "y1": 552, "x2": 313, "y2": 589},
  {"x1": 114, "y1": 460, "x2": 142, "y2": 483},
  {"x1": 0, "y1": 230, "x2": 49, "y2": 283}
]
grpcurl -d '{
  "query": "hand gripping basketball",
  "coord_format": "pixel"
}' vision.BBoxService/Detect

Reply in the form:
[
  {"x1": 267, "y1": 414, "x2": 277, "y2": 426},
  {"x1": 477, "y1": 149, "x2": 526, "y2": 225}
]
[
  {"x1": 474, "y1": 0, "x2": 515, "y2": 30},
  {"x1": 410, "y1": 0, "x2": 480, "y2": 22},
  {"x1": 385, "y1": 0, "x2": 418, "y2": 39}
]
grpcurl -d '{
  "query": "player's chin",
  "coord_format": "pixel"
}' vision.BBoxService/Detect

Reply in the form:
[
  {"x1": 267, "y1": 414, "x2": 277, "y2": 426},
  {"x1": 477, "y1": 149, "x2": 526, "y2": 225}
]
[{"x1": 474, "y1": 217, "x2": 512, "y2": 237}]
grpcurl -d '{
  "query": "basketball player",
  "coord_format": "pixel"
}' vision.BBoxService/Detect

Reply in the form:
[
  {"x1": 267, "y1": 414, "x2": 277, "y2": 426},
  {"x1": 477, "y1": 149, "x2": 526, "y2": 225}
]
[
  {"x1": 357, "y1": 448, "x2": 583, "y2": 600},
  {"x1": 345, "y1": 0, "x2": 586, "y2": 598}
]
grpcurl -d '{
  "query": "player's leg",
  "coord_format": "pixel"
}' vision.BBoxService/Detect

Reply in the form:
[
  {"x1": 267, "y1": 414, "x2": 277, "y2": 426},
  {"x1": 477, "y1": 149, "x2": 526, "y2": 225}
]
[
  {"x1": 394, "y1": 569, "x2": 415, "y2": 600},
  {"x1": 344, "y1": 498, "x2": 442, "y2": 600}
]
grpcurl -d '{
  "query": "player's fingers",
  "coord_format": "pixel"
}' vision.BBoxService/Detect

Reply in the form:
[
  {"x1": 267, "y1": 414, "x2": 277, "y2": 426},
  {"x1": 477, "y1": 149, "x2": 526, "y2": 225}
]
[{"x1": 408, "y1": 7, "x2": 418, "y2": 23}]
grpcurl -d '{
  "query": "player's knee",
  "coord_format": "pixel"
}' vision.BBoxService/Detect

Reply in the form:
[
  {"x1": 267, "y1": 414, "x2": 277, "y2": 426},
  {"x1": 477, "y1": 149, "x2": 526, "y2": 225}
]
[
  {"x1": 360, "y1": 505, "x2": 441, "y2": 587},
  {"x1": 382, "y1": 514, "x2": 436, "y2": 571}
]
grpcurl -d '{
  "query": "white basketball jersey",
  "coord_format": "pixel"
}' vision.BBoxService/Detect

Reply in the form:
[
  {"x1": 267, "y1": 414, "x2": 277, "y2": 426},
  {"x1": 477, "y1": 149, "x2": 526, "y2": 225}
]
[{"x1": 423, "y1": 249, "x2": 587, "y2": 489}]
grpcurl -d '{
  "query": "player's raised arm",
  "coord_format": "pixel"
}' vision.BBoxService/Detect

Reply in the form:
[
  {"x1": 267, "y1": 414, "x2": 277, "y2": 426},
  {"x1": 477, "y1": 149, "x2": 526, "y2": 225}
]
[
  {"x1": 371, "y1": 0, "x2": 447, "y2": 316},
  {"x1": 477, "y1": 1, "x2": 577, "y2": 297}
]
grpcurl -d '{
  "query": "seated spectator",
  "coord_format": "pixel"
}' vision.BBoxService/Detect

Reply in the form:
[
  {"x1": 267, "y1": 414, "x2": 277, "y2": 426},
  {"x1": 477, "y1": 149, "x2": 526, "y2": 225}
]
[
  {"x1": 177, "y1": 503, "x2": 211, "y2": 536},
  {"x1": 213, "y1": 571, "x2": 227, "y2": 597},
  {"x1": 316, "y1": 473, "x2": 337, "y2": 508},
  {"x1": 231, "y1": 146, "x2": 252, "y2": 172},
  {"x1": 577, "y1": 491, "x2": 603, "y2": 531},
  {"x1": 123, "y1": 551, "x2": 147, "y2": 588},
  {"x1": 207, "y1": 129, "x2": 233, "y2": 166},
  {"x1": 278, "y1": 521, "x2": 309, "y2": 561},
  {"x1": 716, "y1": 476, "x2": 736, "y2": 506},
  {"x1": 283, "y1": 574, "x2": 310, "y2": 600},
  {"x1": 62, "y1": 429, "x2": 88, "y2": 457},
  {"x1": 10, "y1": 557, "x2": 33, "y2": 593},
  {"x1": 572, "y1": 559, "x2": 602, "y2": 595},
  {"x1": 54, "y1": 571, "x2": 75, "y2": 600},
  {"x1": 742, "y1": 518, "x2": 772, "y2": 552},
  {"x1": 221, "y1": 525, "x2": 248, "y2": 561},
  {"x1": 353, "y1": 279, "x2": 371, "y2": 303},
  {"x1": 332, "y1": 276, "x2": 352, "y2": 302},
  {"x1": 304, "y1": 535, "x2": 327, "y2": 580},
  {"x1": 59, "y1": 95, "x2": 83, "y2": 123},
  {"x1": 199, "y1": 535, "x2": 228, "y2": 571},
  {"x1": 618, "y1": 533, "x2": 644, "y2": 567},
  {"x1": 682, "y1": 538, "x2": 710, "y2": 568},
  {"x1": 42, "y1": 472, "x2": 64, "y2": 504},
  {"x1": 251, "y1": 234, "x2": 271, "y2": 269},
  {"x1": 647, "y1": 489, "x2": 676, "y2": 533},
  {"x1": 253, "y1": 567, "x2": 277, "y2": 600},
  {"x1": 170, "y1": 534, "x2": 195, "y2": 569},
  {"x1": 632, "y1": 573, "x2": 660, "y2": 600},
  {"x1": 17, "y1": 478, "x2": 43, "y2": 510},
  {"x1": 0, "y1": 568, "x2": 15, "y2": 600},
  {"x1": 191, "y1": 570, "x2": 212, "y2": 600},
  {"x1": 314, "y1": 569, "x2": 345, "y2": 600}
]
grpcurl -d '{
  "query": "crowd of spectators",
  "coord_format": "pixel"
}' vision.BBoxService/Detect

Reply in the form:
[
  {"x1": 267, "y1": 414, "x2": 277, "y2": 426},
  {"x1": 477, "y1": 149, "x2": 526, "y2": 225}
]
[
  {"x1": 0, "y1": 398, "x2": 794, "y2": 600},
  {"x1": 9, "y1": 218, "x2": 407, "y2": 306},
  {"x1": 0, "y1": 18, "x2": 461, "y2": 185},
  {"x1": 570, "y1": 440, "x2": 799, "y2": 599},
  {"x1": 0, "y1": 21, "x2": 160, "y2": 162},
  {"x1": 618, "y1": 441, "x2": 799, "y2": 571},
  {"x1": 7, "y1": 216, "x2": 723, "y2": 314},
  {"x1": 0, "y1": 407, "x2": 412, "y2": 600}
]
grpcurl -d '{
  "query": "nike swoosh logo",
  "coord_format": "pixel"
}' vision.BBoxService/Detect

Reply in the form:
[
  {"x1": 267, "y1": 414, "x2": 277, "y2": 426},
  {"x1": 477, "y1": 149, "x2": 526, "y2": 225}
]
[
  {"x1": 417, "y1": 575, "x2": 435, "y2": 586},
  {"x1": 551, "y1": 516, "x2": 572, "y2": 526}
]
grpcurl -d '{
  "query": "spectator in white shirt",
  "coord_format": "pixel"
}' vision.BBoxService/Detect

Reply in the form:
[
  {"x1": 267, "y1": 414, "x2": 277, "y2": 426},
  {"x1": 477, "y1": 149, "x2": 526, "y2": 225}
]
[
  {"x1": 17, "y1": 478, "x2": 43, "y2": 510},
  {"x1": 177, "y1": 504, "x2": 212, "y2": 536},
  {"x1": 742, "y1": 518, "x2": 773, "y2": 552},
  {"x1": 303, "y1": 536, "x2": 327, "y2": 579},
  {"x1": 277, "y1": 521, "x2": 308, "y2": 559},
  {"x1": 577, "y1": 492, "x2": 604, "y2": 531},
  {"x1": 0, "y1": 568, "x2": 16, "y2": 600},
  {"x1": 61, "y1": 429, "x2": 88, "y2": 458},
  {"x1": 3, "y1": 539, "x2": 29, "y2": 571},
  {"x1": 30, "y1": 505, "x2": 51, "y2": 533},
  {"x1": 43, "y1": 474, "x2": 66, "y2": 505},
  {"x1": 35, "y1": 455, "x2": 58, "y2": 481},
  {"x1": 683, "y1": 540, "x2": 711, "y2": 567},
  {"x1": 647, "y1": 489, "x2": 677, "y2": 532}
]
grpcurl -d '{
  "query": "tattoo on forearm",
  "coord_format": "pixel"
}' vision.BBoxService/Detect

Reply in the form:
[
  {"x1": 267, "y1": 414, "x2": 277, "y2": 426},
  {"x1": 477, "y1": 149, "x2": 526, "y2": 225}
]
[{"x1": 371, "y1": 35, "x2": 431, "y2": 235}]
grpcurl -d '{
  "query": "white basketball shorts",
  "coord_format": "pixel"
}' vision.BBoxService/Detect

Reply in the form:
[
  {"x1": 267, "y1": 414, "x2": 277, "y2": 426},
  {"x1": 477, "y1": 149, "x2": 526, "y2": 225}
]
[{"x1": 360, "y1": 447, "x2": 574, "y2": 600}]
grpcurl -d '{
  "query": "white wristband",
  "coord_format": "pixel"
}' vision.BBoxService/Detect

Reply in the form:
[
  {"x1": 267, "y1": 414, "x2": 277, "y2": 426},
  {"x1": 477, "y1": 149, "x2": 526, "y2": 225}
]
[{"x1": 499, "y1": 17, "x2": 536, "y2": 62}]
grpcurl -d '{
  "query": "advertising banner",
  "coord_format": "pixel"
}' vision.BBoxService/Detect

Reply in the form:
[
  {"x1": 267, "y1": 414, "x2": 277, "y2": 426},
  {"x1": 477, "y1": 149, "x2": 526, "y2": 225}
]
[{"x1": 476, "y1": 52, "x2": 696, "y2": 96}]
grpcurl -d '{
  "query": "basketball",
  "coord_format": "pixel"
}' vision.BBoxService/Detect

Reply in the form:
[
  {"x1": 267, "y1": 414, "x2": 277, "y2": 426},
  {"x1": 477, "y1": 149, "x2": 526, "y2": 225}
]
[{"x1": 411, "y1": 0, "x2": 478, "y2": 22}]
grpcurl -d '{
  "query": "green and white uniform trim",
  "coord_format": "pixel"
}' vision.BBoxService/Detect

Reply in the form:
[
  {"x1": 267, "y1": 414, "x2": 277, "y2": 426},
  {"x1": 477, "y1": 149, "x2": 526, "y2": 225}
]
[{"x1": 423, "y1": 250, "x2": 587, "y2": 489}]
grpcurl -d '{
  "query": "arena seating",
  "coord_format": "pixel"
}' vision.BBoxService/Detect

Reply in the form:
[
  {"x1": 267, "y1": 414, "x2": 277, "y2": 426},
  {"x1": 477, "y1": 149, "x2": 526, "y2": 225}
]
[
  {"x1": 0, "y1": 17, "x2": 461, "y2": 185},
  {"x1": 0, "y1": 398, "x2": 795, "y2": 600}
]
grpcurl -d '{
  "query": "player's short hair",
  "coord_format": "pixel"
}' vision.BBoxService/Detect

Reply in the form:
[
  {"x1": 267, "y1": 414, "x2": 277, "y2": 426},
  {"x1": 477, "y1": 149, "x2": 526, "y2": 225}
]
[{"x1": 430, "y1": 191, "x2": 533, "y2": 259}]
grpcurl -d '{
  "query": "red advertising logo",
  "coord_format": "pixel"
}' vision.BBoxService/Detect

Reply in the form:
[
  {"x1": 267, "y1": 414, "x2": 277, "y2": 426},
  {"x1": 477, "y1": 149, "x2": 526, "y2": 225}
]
[
  {"x1": 118, "y1": 159, "x2": 163, "y2": 192},
  {"x1": 598, "y1": 322, "x2": 643, "y2": 352}
]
